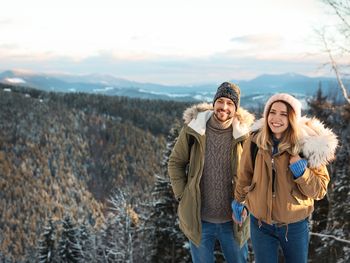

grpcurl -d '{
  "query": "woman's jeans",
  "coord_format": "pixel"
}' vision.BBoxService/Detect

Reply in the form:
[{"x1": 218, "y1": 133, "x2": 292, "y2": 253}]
[
  {"x1": 250, "y1": 215, "x2": 309, "y2": 263},
  {"x1": 189, "y1": 220, "x2": 248, "y2": 263}
]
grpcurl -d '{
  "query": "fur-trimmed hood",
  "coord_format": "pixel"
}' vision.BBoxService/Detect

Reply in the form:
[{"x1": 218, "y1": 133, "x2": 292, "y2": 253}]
[
  {"x1": 251, "y1": 117, "x2": 338, "y2": 168},
  {"x1": 182, "y1": 103, "x2": 255, "y2": 139}
]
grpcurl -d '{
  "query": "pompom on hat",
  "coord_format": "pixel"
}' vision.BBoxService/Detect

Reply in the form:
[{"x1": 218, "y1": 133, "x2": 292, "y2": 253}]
[{"x1": 263, "y1": 93, "x2": 302, "y2": 121}]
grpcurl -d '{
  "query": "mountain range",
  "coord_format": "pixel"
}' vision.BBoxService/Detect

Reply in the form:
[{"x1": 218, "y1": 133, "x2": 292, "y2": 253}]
[{"x1": 0, "y1": 70, "x2": 342, "y2": 108}]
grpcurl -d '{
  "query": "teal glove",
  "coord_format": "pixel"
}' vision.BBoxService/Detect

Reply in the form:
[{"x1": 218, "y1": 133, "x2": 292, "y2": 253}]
[
  {"x1": 289, "y1": 159, "x2": 308, "y2": 179},
  {"x1": 231, "y1": 200, "x2": 245, "y2": 223}
]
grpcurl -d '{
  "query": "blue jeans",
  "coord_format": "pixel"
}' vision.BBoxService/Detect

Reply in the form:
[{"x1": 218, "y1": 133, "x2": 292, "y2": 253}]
[
  {"x1": 189, "y1": 220, "x2": 248, "y2": 263},
  {"x1": 250, "y1": 215, "x2": 309, "y2": 263}
]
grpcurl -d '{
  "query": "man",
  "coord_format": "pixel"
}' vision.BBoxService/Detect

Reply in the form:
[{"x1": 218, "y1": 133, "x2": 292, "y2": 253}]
[{"x1": 168, "y1": 82, "x2": 254, "y2": 263}]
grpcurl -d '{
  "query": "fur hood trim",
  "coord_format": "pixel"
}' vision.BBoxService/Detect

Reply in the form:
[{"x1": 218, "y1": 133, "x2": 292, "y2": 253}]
[
  {"x1": 251, "y1": 116, "x2": 338, "y2": 168},
  {"x1": 182, "y1": 103, "x2": 255, "y2": 139}
]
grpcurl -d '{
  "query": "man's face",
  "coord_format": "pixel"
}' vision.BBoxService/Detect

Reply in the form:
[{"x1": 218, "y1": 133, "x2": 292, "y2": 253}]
[{"x1": 213, "y1": 97, "x2": 236, "y2": 123}]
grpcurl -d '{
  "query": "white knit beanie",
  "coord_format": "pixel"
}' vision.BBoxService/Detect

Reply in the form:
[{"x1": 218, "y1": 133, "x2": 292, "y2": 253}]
[{"x1": 263, "y1": 93, "x2": 302, "y2": 121}]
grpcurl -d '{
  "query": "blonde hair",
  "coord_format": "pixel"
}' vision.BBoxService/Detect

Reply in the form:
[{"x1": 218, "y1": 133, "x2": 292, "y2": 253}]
[{"x1": 256, "y1": 100, "x2": 300, "y2": 155}]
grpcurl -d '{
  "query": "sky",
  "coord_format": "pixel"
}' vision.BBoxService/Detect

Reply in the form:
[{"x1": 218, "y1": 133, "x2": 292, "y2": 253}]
[{"x1": 0, "y1": 0, "x2": 340, "y2": 85}]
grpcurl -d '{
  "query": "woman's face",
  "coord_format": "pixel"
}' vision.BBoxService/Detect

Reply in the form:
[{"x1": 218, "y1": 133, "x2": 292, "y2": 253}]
[{"x1": 267, "y1": 101, "x2": 289, "y2": 139}]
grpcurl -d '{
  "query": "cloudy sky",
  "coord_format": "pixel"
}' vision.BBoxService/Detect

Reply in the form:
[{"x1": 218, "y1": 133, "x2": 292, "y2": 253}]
[{"x1": 0, "y1": 0, "x2": 338, "y2": 85}]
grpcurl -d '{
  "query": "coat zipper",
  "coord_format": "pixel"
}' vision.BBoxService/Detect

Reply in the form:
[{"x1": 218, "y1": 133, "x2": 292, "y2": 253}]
[
  {"x1": 197, "y1": 139, "x2": 205, "y2": 235},
  {"x1": 271, "y1": 157, "x2": 276, "y2": 198}
]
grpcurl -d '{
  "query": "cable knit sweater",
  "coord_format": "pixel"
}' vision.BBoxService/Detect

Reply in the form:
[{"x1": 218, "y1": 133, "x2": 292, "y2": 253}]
[{"x1": 200, "y1": 116, "x2": 233, "y2": 223}]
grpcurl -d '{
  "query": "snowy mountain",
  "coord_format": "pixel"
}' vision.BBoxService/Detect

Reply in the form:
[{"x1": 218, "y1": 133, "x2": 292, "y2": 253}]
[{"x1": 0, "y1": 70, "x2": 341, "y2": 108}]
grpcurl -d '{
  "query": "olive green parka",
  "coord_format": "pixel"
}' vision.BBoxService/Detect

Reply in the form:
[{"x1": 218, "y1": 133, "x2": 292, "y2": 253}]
[{"x1": 168, "y1": 103, "x2": 254, "y2": 247}]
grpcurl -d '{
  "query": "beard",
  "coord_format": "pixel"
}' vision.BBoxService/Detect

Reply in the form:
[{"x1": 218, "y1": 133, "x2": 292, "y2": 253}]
[{"x1": 214, "y1": 109, "x2": 234, "y2": 123}]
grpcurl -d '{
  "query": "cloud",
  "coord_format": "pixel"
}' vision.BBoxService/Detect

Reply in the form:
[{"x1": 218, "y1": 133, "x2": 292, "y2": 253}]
[
  {"x1": 231, "y1": 34, "x2": 283, "y2": 46},
  {"x1": 0, "y1": 43, "x2": 18, "y2": 49},
  {"x1": 0, "y1": 48, "x2": 331, "y2": 85},
  {"x1": 0, "y1": 18, "x2": 12, "y2": 25}
]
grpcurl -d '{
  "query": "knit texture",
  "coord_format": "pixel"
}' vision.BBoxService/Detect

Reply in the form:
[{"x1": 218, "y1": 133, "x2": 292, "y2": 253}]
[
  {"x1": 200, "y1": 116, "x2": 233, "y2": 223},
  {"x1": 213, "y1": 82, "x2": 240, "y2": 109},
  {"x1": 289, "y1": 159, "x2": 308, "y2": 179},
  {"x1": 263, "y1": 93, "x2": 302, "y2": 121},
  {"x1": 231, "y1": 200, "x2": 244, "y2": 223}
]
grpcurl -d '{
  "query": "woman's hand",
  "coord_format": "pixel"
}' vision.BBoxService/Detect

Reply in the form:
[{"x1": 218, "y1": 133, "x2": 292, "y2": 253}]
[
  {"x1": 289, "y1": 156, "x2": 308, "y2": 179},
  {"x1": 231, "y1": 200, "x2": 248, "y2": 227},
  {"x1": 289, "y1": 154, "x2": 301, "y2": 164}
]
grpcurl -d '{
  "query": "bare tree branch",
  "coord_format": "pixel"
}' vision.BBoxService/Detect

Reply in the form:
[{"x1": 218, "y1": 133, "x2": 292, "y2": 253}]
[
  {"x1": 310, "y1": 232, "x2": 350, "y2": 244},
  {"x1": 325, "y1": 0, "x2": 350, "y2": 30},
  {"x1": 321, "y1": 32, "x2": 350, "y2": 104}
]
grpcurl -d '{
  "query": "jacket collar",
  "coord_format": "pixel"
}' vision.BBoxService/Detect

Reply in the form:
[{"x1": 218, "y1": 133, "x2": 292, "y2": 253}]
[
  {"x1": 182, "y1": 102, "x2": 255, "y2": 139},
  {"x1": 251, "y1": 116, "x2": 338, "y2": 168}
]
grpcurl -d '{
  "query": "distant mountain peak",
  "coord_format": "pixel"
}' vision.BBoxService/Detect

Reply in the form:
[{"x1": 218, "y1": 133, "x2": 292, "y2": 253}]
[
  {"x1": 249, "y1": 72, "x2": 311, "y2": 83},
  {"x1": 3, "y1": 77, "x2": 26, "y2": 84},
  {"x1": 283, "y1": 72, "x2": 309, "y2": 78},
  {"x1": 0, "y1": 69, "x2": 337, "y2": 104},
  {"x1": 2, "y1": 69, "x2": 36, "y2": 76}
]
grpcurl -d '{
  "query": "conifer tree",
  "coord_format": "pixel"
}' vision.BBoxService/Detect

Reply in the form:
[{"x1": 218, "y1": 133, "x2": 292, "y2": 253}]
[
  {"x1": 101, "y1": 214, "x2": 121, "y2": 262},
  {"x1": 57, "y1": 215, "x2": 82, "y2": 263},
  {"x1": 314, "y1": 107, "x2": 350, "y2": 262},
  {"x1": 37, "y1": 218, "x2": 57, "y2": 263},
  {"x1": 104, "y1": 190, "x2": 136, "y2": 262},
  {"x1": 78, "y1": 222, "x2": 94, "y2": 262},
  {"x1": 146, "y1": 121, "x2": 190, "y2": 263},
  {"x1": 308, "y1": 94, "x2": 350, "y2": 262},
  {"x1": 0, "y1": 251, "x2": 12, "y2": 263},
  {"x1": 90, "y1": 225, "x2": 108, "y2": 263}
]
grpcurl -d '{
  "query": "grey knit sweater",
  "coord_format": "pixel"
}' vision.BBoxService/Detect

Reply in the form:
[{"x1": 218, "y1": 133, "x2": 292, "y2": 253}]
[{"x1": 200, "y1": 115, "x2": 233, "y2": 223}]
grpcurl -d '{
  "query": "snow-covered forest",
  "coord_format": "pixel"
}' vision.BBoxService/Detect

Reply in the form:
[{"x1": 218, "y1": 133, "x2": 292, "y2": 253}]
[
  {"x1": 0, "y1": 83, "x2": 349, "y2": 262},
  {"x1": 38, "y1": 91, "x2": 350, "y2": 263}
]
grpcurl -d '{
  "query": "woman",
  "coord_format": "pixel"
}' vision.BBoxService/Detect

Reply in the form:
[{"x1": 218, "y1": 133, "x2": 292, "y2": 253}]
[{"x1": 232, "y1": 93, "x2": 338, "y2": 263}]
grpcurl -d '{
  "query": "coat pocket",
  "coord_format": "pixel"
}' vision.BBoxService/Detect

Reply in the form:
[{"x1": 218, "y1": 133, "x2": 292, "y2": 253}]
[
  {"x1": 291, "y1": 188, "x2": 314, "y2": 206},
  {"x1": 177, "y1": 186, "x2": 196, "y2": 229}
]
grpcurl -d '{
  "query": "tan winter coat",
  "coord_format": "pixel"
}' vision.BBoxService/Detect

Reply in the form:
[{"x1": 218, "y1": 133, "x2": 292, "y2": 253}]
[
  {"x1": 235, "y1": 117, "x2": 338, "y2": 224},
  {"x1": 168, "y1": 103, "x2": 254, "y2": 247}
]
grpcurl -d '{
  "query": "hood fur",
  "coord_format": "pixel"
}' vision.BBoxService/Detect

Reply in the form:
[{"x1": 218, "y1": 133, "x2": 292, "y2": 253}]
[
  {"x1": 183, "y1": 103, "x2": 213, "y2": 124},
  {"x1": 251, "y1": 116, "x2": 338, "y2": 168},
  {"x1": 182, "y1": 103, "x2": 255, "y2": 139}
]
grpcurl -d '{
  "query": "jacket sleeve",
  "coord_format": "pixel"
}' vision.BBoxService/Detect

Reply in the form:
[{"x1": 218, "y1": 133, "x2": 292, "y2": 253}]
[
  {"x1": 167, "y1": 126, "x2": 191, "y2": 200},
  {"x1": 235, "y1": 135, "x2": 254, "y2": 203},
  {"x1": 294, "y1": 165, "x2": 330, "y2": 200}
]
